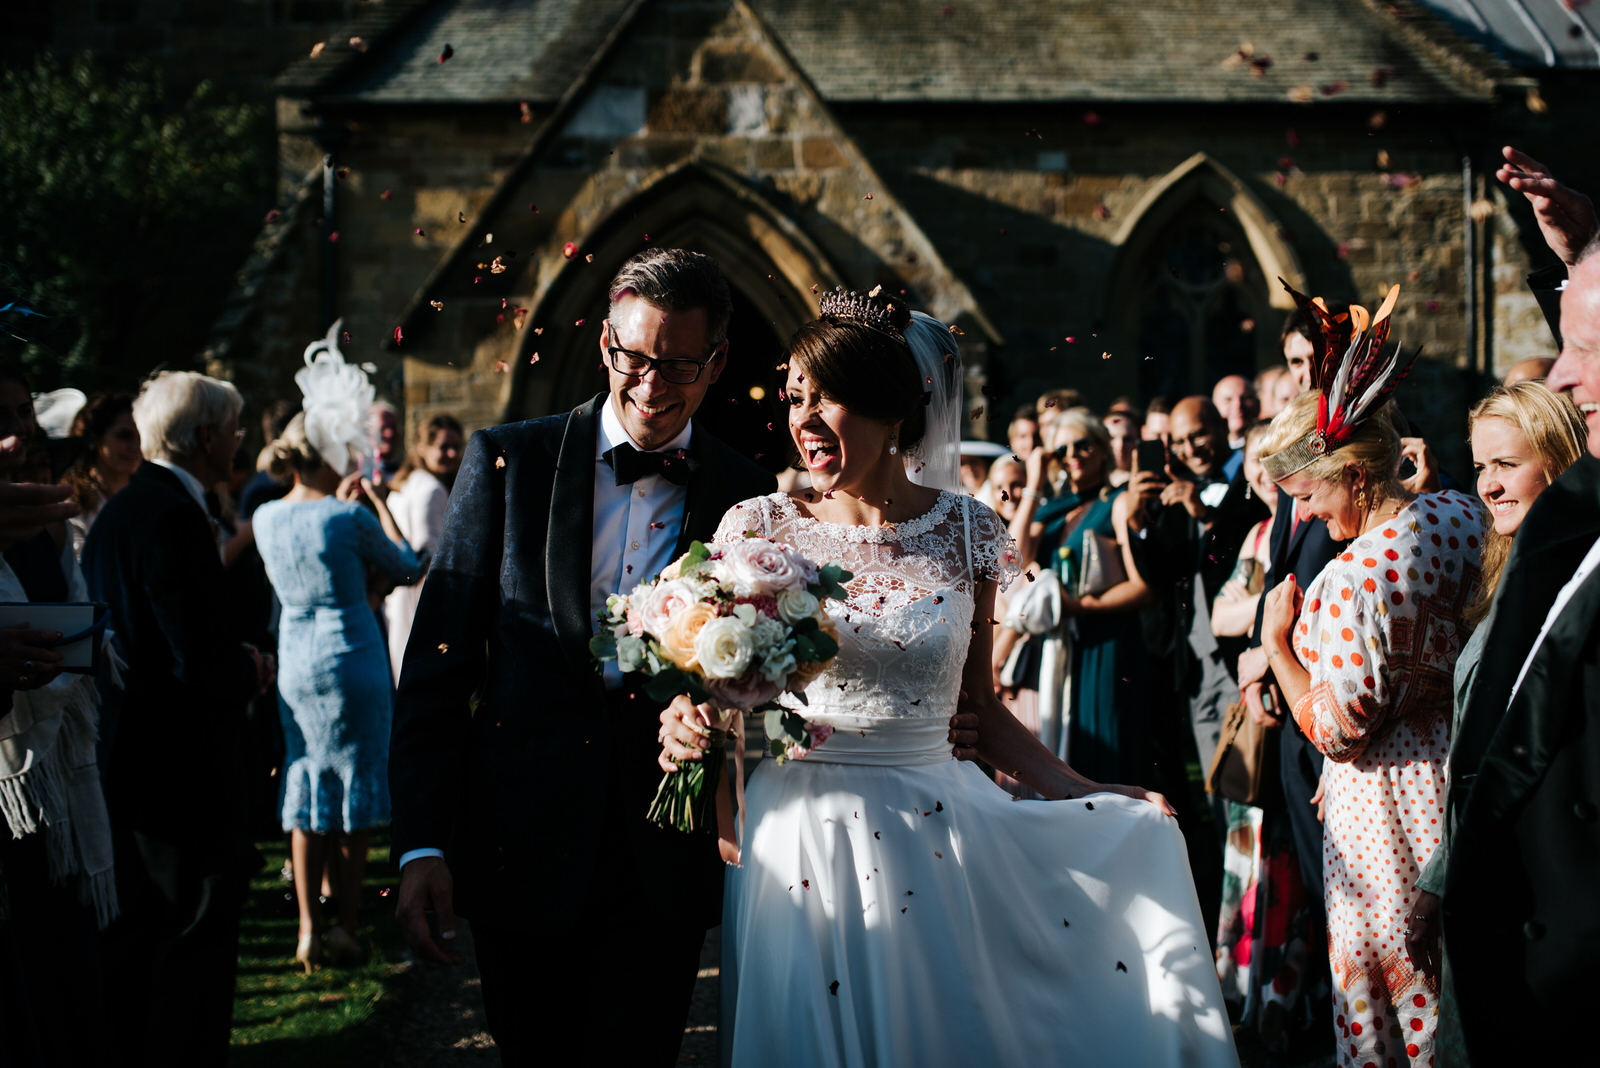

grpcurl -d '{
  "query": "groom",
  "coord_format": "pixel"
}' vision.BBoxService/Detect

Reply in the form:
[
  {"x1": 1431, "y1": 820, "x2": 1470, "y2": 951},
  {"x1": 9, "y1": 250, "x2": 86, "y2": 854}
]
[{"x1": 389, "y1": 249, "x2": 777, "y2": 1066}]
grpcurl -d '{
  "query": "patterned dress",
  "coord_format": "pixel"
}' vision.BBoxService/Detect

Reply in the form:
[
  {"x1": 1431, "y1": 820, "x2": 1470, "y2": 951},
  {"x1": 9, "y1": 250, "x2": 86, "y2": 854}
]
[{"x1": 1289, "y1": 490, "x2": 1482, "y2": 1068}]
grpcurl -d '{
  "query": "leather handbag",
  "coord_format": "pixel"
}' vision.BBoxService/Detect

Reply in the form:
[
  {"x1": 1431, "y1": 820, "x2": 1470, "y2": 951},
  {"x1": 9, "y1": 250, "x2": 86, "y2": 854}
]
[
  {"x1": 1076, "y1": 529, "x2": 1127, "y2": 598},
  {"x1": 1205, "y1": 694, "x2": 1278, "y2": 806}
]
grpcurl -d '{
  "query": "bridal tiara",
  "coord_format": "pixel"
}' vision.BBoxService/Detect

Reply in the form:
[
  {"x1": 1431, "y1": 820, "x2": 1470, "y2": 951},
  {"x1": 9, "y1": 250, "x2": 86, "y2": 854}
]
[{"x1": 818, "y1": 286, "x2": 908, "y2": 347}]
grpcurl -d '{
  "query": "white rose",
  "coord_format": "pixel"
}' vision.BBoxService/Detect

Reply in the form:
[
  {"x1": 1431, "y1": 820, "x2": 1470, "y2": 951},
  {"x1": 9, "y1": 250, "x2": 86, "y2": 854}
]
[
  {"x1": 750, "y1": 615, "x2": 787, "y2": 651},
  {"x1": 694, "y1": 616, "x2": 756, "y2": 679},
  {"x1": 636, "y1": 579, "x2": 700, "y2": 639},
  {"x1": 719, "y1": 539, "x2": 808, "y2": 596},
  {"x1": 759, "y1": 648, "x2": 797, "y2": 684},
  {"x1": 774, "y1": 588, "x2": 820, "y2": 624}
]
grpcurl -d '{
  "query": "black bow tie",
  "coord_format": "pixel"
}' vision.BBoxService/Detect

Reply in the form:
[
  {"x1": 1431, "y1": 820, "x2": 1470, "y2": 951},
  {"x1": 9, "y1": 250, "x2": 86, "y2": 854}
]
[{"x1": 603, "y1": 443, "x2": 699, "y2": 486}]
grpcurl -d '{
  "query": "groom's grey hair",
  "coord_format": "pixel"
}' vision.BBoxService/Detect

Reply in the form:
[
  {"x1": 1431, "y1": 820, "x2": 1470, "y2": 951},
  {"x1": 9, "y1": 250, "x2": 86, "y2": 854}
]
[{"x1": 608, "y1": 248, "x2": 732, "y2": 348}]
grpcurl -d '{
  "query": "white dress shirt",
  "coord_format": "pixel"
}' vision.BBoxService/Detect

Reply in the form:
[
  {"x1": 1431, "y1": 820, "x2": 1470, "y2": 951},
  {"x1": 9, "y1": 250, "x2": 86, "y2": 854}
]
[
  {"x1": 398, "y1": 396, "x2": 693, "y2": 871},
  {"x1": 592, "y1": 394, "x2": 692, "y2": 688},
  {"x1": 1509, "y1": 532, "x2": 1600, "y2": 705}
]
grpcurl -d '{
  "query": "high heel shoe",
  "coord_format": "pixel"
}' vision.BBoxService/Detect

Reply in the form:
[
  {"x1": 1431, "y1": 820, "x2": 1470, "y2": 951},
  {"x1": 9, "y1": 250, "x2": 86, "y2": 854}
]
[
  {"x1": 295, "y1": 932, "x2": 324, "y2": 976},
  {"x1": 326, "y1": 925, "x2": 365, "y2": 969}
]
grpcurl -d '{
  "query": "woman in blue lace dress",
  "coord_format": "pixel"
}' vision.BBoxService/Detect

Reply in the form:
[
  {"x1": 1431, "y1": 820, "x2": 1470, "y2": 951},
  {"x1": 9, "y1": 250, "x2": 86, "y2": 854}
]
[{"x1": 253, "y1": 412, "x2": 418, "y2": 971}]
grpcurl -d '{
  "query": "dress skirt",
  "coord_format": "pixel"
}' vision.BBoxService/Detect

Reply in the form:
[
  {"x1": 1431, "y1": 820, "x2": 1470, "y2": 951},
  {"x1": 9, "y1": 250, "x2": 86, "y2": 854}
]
[
  {"x1": 723, "y1": 716, "x2": 1240, "y2": 1067},
  {"x1": 277, "y1": 602, "x2": 393, "y2": 833}
]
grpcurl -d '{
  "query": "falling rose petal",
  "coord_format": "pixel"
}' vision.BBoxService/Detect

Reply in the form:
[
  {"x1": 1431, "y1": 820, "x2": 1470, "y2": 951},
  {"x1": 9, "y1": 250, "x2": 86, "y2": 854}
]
[
  {"x1": 948, "y1": 324, "x2": 964, "y2": 336},
  {"x1": 1241, "y1": 317, "x2": 1256, "y2": 333},
  {"x1": 1425, "y1": 299, "x2": 1441, "y2": 312},
  {"x1": 968, "y1": 406, "x2": 984, "y2": 419},
  {"x1": 494, "y1": 360, "x2": 509, "y2": 372},
  {"x1": 529, "y1": 203, "x2": 538, "y2": 212},
  {"x1": 380, "y1": 887, "x2": 391, "y2": 897},
  {"x1": 496, "y1": 314, "x2": 505, "y2": 323},
  {"x1": 934, "y1": 851, "x2": 942, "y2": 858},
  {"x1": 350, "y1": 36, "x2": 367, "y2": 52},
  {"x1": 474, "y1": 276, "x2": 482, "y2": 284},
  {"x1": 438, "y1": 43, "x2": 454, "y2": 63},
  {"x1": 342, "y1": 332, "x2": 351, "y2": 344},
  {"x1": 563, "y1": 242, "x2": 578, "y2": 259},
  {"x1": 265, "y1": 209, "x2": 281, "y2": 223},
  {"x1": 328, "y1": 231, "x2": 339, "y2": 242},
  {"x1": 458, "y1": 211, "x2": 466, "y2": 223},
  {"x1": 574, "y1": 318, "x2": 586, "y2": 326},
  {"x1": 829, "y1": 980, "x2": 839, "y2": 995},
  {"x1": 529, "y1": 352, "x2": 539, "y2": 364},
  {"x1": 414, "y1": 228, "x2": 425, "y2": 236},
  {"x1": 430, "y1": 300, "x2": 443, "y2": 311},
  {"x1": 519, "y1": 101, "x2": 533, "y2": 123},
  {"x1": 1115, "y1": 961, "x2": 1127, "y2": 972},
  {"x1": 1336, "y1": 241, "x2": 1351, "y2": 260},
  {"x1": 437, "y1": 642, "x2": 449, "y2": 652},
  {"x1": 863, "y1": 193, "x2": 873, "y2": 200},
  {"x1": 1065, "y1": 335, "x2": 1075, "y2": 343},
  {"x1": 1093, "y1": 203, "x2": 1111, "y2": 220},
  {"x1": 393, "y1": 326, "x2": 404, "y2": 345},
  {"x1": 380, "y1": 189, "x2": 393, "y2": 200},
  {"x1": 999, "y1": 227, "x2": 1006, "y2": 235},
  {"x1": 585, "y1": 253, "x2": 594, "y2": 263},
  {"x1": 310, "y1": 41, "x2": 326, "y2": 58},
  {"x1": 490, "y1": 256, "x2": 507, "y2": 274},
  {"x1": 1287, "y1": 85, "x2": 1314, "y2": 103},
  {"x1": 1083, "y1": 111, "x2": 1100, "y2": 126},
  {"x1": 534, "y1": 327, "x2": 543, "y2": 335},
  {"x1": 495, "y1": 456, "x2": 506, "y2": 469}
]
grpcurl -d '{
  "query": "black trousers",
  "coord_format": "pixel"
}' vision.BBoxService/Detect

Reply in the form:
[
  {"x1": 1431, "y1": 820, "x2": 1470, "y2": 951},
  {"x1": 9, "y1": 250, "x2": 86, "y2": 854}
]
[
  {"x1": 1278, "y1": 716, "x2": 1326, "y2": 904},
  {"x1": 98, "y1": 828, "x2": 247, "y2": 1068}
]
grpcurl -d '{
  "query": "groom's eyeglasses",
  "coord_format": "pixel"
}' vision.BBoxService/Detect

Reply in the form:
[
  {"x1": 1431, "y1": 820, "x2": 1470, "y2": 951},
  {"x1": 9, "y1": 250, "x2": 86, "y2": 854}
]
[{"x1": 606, "y1": 346, "x2": 716, "y2": 385}]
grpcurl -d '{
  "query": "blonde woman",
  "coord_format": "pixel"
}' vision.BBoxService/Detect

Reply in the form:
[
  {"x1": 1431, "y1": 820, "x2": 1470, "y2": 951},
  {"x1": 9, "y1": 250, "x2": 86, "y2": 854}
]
[{"x1": 1407, "y1": 381, "x2": 1585, "y2": 1063}]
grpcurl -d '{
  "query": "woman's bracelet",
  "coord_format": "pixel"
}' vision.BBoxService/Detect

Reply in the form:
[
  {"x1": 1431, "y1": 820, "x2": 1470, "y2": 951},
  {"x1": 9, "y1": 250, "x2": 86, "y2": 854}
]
[{"x1": 1019, "y1": 488, "x2": 1042, "y2": 501}]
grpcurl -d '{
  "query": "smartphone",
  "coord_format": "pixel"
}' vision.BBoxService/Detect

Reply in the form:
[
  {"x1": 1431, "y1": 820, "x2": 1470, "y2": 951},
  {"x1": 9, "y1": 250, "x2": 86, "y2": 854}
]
[{"x1": 1133, "y1": 439, "x2": 1168, "y2": 478}]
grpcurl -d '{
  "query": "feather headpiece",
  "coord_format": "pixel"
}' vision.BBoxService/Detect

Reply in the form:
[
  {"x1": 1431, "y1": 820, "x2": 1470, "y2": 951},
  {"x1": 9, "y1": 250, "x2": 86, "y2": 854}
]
[
  {"x1": 1261, "y1": 279, "x2": 1420, "y2": 481},
  {"x1": 296, "y1": 318, "x2": 374, "y2": 477}
]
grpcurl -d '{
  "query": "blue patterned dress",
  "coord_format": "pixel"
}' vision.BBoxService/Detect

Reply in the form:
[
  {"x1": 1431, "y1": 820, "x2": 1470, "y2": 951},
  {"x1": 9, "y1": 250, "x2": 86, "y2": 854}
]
[{"x1": 253, "y1": 497, "x2": 419, "y2": 833}]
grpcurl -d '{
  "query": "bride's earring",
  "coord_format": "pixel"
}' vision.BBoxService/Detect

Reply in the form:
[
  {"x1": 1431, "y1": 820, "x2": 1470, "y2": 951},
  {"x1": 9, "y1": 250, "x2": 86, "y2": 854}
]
[{"x1": 888, "y1": 432, "x2": 898, "y2": 456}]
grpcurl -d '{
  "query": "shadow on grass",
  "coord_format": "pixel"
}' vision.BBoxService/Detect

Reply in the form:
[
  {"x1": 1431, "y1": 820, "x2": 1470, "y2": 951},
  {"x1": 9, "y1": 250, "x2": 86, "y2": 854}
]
[{"x1": 229, "y1": 827, "x2": 409, "y2": 1068}]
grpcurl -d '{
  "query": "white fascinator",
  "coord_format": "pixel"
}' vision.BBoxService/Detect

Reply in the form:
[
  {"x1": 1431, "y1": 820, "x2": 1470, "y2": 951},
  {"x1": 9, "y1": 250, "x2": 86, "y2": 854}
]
[{"x1": 296, "y1": 319, "x2": 374, "y2": 477}]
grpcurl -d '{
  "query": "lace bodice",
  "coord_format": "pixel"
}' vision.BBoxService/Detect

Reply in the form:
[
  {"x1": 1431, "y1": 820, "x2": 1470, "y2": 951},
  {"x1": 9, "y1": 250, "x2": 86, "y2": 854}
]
[{"x1": 713, "y1": 491, "x2": 1020, "y2": 721}]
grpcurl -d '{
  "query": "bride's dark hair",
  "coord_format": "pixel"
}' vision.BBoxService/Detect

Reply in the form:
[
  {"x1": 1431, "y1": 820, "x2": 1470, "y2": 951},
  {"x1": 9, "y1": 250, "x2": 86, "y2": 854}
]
[{"x1": 783, "y1": 291, "x2": 926, "y2": 460}]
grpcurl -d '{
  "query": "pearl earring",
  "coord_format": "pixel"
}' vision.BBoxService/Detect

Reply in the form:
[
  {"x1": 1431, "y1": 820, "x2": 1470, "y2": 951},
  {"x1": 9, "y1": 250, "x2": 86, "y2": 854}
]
[{"x1": 888, "y1": 432, "x2": 898, "y2": 456}]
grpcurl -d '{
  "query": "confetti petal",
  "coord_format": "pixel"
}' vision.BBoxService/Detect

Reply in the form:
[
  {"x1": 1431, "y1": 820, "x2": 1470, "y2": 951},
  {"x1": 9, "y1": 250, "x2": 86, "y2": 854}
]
[{"x1": 438, "y1": 43, "x2": 454, "y2": 63}]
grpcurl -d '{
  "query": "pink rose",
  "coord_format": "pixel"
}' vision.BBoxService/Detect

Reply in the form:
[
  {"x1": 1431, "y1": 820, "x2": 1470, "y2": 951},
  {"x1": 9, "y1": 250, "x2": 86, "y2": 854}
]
[
  {"x1": 703, "y1": 670, "x2": 783, "y2": 711},
  {"x1": 718, "y1": 539, "x2": 815, "y2": 596},
  {"x1": 636, "y1": 579, "x2": 700, "y2": 639},
  {"x1": 785, "y1": 721, "x2": 835, "y2": 761}
]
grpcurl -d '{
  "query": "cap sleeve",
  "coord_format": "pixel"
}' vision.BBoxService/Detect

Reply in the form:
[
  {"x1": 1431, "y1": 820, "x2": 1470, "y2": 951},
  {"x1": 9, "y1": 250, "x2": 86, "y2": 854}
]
[
  {"x1": 713, "y1": 495, "x2": 775, "y2": 544},
  {"x1": 966, "y1": 497, "x2": 1022, "y2": 591}
]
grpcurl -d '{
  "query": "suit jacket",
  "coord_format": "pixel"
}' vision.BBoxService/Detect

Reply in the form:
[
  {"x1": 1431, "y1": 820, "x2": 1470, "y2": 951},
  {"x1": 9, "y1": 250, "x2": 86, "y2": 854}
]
[
  {"x1": 388, "y1": 394, "x2": 777, "y2": 926},
  {"x1": 1442, "y1": 454, "x2": 1600, "y2": 1060},
  {"x1": 1249, "y1": 488, "x2": 1347, "y2": 651},
  {"x1": 83, "y1": 462, "x2": 259, "y2": 844}
]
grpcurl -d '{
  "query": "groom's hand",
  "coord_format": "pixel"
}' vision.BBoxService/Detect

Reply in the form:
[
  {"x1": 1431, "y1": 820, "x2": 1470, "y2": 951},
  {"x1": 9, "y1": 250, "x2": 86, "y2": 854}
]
[
  {"x1": 397, "y1": 856, "x2": 463, "y2": 966},
  {"x1": 659, "y1": 695, "x2": 712, "y2": 773}
]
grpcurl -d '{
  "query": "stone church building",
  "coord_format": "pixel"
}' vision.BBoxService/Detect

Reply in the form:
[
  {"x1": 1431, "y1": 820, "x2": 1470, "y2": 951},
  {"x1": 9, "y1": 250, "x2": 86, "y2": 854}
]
[{"x1": 180, "y1": 0, "x2": 1594, "y2": 474}]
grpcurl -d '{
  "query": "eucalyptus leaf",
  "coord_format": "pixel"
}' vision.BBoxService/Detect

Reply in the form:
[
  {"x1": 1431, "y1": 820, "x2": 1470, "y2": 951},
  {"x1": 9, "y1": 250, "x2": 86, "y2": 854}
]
[
  {"x1": 589, "y1": 632, "x2": 617, "y2": 662},
  {"x1": 615, "y1": 635, "x2": 646, "y2": 673}
]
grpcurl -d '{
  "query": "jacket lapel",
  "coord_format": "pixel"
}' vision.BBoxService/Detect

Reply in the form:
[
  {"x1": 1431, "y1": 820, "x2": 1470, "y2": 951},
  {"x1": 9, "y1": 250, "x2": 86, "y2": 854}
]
[
  {"x1": 547, "y1": 395, "x2": 604, "y2": 679},
  {"x1": 674, "y1": 427, "x2": 728, "y2": 557}
]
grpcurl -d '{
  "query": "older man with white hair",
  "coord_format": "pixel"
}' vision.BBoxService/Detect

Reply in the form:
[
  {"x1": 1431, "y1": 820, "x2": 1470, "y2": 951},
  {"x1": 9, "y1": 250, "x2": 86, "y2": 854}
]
[{"x1": 83, "y1": 370, "x2": 273, "y2": 1068}]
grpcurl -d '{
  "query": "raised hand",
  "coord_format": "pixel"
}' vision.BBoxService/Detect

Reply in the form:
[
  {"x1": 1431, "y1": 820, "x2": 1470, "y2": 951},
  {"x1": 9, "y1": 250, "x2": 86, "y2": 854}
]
[
  {"x1": 1496, "y1": 146, "x2": 1598, "y2": 268},
  {"x1": 0, "y1": 481, "x2": 80, "y2": 552}
]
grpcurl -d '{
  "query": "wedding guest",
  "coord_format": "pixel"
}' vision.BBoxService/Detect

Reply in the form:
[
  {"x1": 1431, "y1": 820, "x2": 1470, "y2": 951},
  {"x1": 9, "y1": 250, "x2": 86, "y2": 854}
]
[
  {"x1": 1254, "y1": 367, "x2": 1286, "y2": 418},
  {"x1": 1142, "y1": 394, "x2": 1173, "y2": 441},
  {"x1": 1503, "y1": 356, "x2": 1554, "y2": 385},
  {"x1": 1102, "y1": 409, "x2": 1137, "y2": 487},
  {"x1": 1212, "y1": 374, "x2": 1259, "y2": 479},
  {"x1": 1006, "y1": 404, "x2": 1040, "y2": 458},
  {"x1": 1256, "y1": 386, "x2": 1482, "y2": 1067},
  {"x1": 1001, "y1": 410, "x2": 1152, "y2": 787},
  {"x1": 366, "y1": 400, "x2": 401, "y2": 490},
  {"x1": 384, "y1": 413, "x2": 464, "y2": 682},
  {"x1": 255, "y1": 362, "x2": 419, "y2": 971},
  {"x1": 240, "y1": 399, "x2": 300, "y2": 520},
  {"x1": 1208, "y1": 419, "x2": 1312, "y2": 1047},
  {"x1": 64, "y1": 394, "x2": 145, "y2": 546},
  {"x1": 1436, "y1": 147, "x2": 1600, "y2": 1064},
  {"x1": 1405, "y1": 381, "x2": 1585, "y2": 1061},
  {"x1": 85, "y1": 370, "x2": 273, "y2": 1068}
]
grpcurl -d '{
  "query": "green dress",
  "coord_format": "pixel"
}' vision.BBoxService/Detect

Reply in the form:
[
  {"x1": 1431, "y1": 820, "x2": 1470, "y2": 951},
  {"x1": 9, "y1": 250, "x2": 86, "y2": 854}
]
[{"x1": 1035, "y1": 485, "x2": 1149, "y2": 786}]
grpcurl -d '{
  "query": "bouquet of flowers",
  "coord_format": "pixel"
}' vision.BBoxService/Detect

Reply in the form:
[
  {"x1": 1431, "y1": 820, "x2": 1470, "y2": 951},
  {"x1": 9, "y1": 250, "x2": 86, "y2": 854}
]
[{"x1": 589, "y1": 537, "x2": 851, "y2": 834}]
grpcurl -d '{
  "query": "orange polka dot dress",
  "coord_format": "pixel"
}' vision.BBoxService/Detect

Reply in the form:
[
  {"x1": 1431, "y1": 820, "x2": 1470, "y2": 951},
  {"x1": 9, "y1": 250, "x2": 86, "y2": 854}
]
[{"x1": 1289, "y1": 490, "x2": 1482, "y2": 1068}]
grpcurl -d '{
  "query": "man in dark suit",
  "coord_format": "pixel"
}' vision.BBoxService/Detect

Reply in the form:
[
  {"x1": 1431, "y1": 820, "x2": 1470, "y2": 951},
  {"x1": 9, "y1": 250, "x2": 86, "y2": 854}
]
[
  {"x1": 84, "y1": 370, "x2": 273, "y2": 1067},
  {"x1": 1439, "y1": 167, "x2": 1600, "y2": 1062},
  {"x1": 389, "y1": 249, "x2": 778, "y2": 1066}
]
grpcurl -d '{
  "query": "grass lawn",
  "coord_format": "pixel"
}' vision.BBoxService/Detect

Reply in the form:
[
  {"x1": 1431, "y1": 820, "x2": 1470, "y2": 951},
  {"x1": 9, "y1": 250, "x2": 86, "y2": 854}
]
[{"x1": 229, "y1": 828, "x2": 408, "y2": 1066}]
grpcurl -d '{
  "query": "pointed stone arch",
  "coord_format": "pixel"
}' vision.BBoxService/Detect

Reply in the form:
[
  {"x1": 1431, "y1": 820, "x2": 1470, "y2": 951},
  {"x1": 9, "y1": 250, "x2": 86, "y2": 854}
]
[
  {"x1": 511, "y1": 160, "x2": 845, "y2": 417},
  {"x1": 1103, "y1": 153, "x2": 1306, "y2": 399}
]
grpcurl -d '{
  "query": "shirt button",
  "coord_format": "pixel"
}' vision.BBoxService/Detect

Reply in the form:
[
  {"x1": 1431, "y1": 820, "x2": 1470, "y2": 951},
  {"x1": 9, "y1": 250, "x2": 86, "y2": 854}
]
[
  {"x1": 631, "y1": 541, "x2": 640, "y2": 551},
  {"x1": 638, "y1": 488, "x2": 646, "y2": 497}
]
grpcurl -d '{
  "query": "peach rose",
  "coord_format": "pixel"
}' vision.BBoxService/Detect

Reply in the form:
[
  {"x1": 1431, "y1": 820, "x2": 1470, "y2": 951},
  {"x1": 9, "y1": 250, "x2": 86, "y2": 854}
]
[{"x1": 658, "y1": 601, "x2": 719, "y2": 671}]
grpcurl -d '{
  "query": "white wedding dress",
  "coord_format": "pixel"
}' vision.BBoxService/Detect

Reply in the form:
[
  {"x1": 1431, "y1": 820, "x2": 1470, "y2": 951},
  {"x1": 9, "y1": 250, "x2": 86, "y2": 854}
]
[{"x1": 715, "y1": 491, "x2": 1239, "y2": 1068}]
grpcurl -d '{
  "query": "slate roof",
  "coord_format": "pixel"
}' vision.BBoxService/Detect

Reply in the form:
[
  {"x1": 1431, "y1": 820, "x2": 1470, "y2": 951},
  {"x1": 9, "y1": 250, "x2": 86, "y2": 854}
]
[
  {"x1": 1414, "y1": 0, "x2": 1600, "y2": 68},
  {"x1": 759, "y1": 0, "x2": 1507, "y2": 103},
  {"x1": 280, "y1": 0, "x2": 1510, "y2": 105}
]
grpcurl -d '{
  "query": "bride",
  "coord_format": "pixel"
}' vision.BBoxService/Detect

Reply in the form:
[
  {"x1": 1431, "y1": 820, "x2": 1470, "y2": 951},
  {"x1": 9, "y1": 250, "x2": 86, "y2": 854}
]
[{"x1": 660, "y1": 290, "x2": 1239, "y2": 1067}]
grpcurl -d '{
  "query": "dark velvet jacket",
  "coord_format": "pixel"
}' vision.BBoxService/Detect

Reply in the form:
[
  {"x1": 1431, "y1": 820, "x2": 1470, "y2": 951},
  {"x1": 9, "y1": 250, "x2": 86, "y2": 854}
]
[
  {"x1": 82, "y1": 462, "x2": 259, "y2": 843},
  {"x1": 388, "y1": 395, "x2": 776, "y2": 926},
  {"x1": 1442, "y1": 453, "x2": 1600, "y2": 1060}
]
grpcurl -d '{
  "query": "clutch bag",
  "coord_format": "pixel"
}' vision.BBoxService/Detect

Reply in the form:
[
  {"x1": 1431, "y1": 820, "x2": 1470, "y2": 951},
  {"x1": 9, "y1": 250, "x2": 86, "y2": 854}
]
[{"x1": 1076, "y1": 530, "x2": 1127, "y2": 599}]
